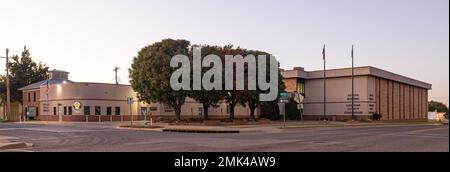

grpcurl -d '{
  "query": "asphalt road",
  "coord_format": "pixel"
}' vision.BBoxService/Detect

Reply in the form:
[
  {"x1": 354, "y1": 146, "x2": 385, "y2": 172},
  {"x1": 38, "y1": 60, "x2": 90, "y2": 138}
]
[{"x1": 0, "y1": 122, "x2": 448, "y2": 152}]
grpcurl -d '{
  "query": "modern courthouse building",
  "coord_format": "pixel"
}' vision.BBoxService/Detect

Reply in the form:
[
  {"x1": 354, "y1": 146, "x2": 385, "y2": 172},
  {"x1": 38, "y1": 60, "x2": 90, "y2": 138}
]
[
  {"x1": 18, "y1": 66, "x2": 431, "y2": 122},
  {"x1": 282, "y1": 66, "x2": 432, "y2": 121}
]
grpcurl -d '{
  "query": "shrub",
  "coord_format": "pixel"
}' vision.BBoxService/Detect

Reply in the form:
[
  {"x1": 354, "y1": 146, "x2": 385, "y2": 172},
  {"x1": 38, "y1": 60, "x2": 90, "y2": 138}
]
[
  {"x1": 286, "y1": 98, "x2": 301, "y2": 120},
  {"x1": 372, "y1": 112, "x2": 382, "y2": 121},
  {"x1": 260, "y1": 101, "x2": 281, "y2": 120}
]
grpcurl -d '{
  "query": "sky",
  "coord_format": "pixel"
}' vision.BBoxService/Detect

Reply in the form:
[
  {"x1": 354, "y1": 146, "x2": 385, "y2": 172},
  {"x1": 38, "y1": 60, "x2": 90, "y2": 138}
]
[{"x1": 0, "y1": 0, "x2": 448, "y2": 105}]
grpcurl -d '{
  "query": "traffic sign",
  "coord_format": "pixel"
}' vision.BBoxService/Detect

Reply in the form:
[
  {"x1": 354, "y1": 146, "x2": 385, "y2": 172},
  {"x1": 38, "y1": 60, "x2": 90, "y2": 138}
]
[
  {"x1": 279, "y1": 92, "x2": 289, "y2": 103},
  {"x1": 127, "y1": 97, "x2": 134, "y2": 105}
]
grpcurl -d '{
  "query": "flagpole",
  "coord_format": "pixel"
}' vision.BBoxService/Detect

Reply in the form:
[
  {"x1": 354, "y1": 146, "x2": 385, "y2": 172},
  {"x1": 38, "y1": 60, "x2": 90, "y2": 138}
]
[
  {"x1": 323, "y1": 45, "x2": 326, "y2": 120},
  {"x1": 351, "y1": 45, "x2": 355, "y2": 120}
]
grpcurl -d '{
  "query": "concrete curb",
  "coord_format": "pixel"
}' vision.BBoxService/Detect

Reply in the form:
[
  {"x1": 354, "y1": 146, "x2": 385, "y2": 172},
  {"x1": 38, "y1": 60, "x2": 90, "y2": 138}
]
[
  {"x1": 283, "y1": 123, "x2": 443, "y2": 129},
  {"x1": 162, "y1": 128, "x2": 240, "y2": 133},
  {"x1": 116, "y1": 126, "x2": 164, "y2": 132},
  {"x1": 116, "y1": 126, "x2": 240, "y2": 133},
  {"x1": 0, "y1": 142, "x2": 33, "y2": 150}
]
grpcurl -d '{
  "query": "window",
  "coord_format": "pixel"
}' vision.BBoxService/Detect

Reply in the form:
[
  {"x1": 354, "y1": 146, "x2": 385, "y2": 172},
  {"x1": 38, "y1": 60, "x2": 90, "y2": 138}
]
[
  {"x1": 106, "y1": 107, "x2": 112, "y2": 115},
  {"x1": 28, "y1": 93, "x2": 31, "y2": 102},
  {"x1": 68, "y1": 106, "x2": 72, "y2": 115},
  {"x1": 95, "y1": 106, "x2": 101, "y2": 115},
  {"x1": 115, "y1": 107, "x2": 120, "y2": 115},
  {"x1": 43, "y1": 103, "x2": 49, "y2": 112},
  {"x1": 84, "y1": 106, "x2": 91, "y2": 115},
  {"x1": 53, "y1": 107, "x2": 57, "y2": 115},
  {"x1": 141, "y1": 107, "x2": 148, "y2": 116},
  {"x1": 149, "y1": 107, "x2": 158, "y2": 111},
  {"x1": 64, "y1": 106, "x2": 67, "y2": 115},
  {"x1": 33, "y1": 92, "x2": 36, "y2": 102},
  {"x1": 226, "y1": 105, "x2": 231, "y2": 114},
  {"x1": 297, "y1": 79, "x2": 306, "y2": 96},
  {"x1": 164, "y1": 105, "x2": 174, "y2": 112},
  {"x1": 198, "y1": 107, "x2": 203, "y2": 116}
]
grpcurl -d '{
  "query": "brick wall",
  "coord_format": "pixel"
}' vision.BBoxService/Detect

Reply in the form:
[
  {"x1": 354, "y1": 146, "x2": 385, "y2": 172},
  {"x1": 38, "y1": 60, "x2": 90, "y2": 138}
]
[
  {"x1": 283, "y1": 78, "x2": 298, "y2": 93},
  {"x1": 375, "y1": 77, "x2": 428, "y2": 121}
]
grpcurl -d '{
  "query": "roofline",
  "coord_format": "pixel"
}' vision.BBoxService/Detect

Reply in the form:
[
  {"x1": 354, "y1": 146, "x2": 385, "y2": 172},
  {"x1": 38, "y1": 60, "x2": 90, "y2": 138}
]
[
  {"x1": 282, "y1": 66, "x2": 432, "y2": 89},
  {"x1": 18, "y1": 80, "x2": 130, "y2": 91},
  {"x1": 73, "y1": 82, "x2": 131, "y2": 87}
]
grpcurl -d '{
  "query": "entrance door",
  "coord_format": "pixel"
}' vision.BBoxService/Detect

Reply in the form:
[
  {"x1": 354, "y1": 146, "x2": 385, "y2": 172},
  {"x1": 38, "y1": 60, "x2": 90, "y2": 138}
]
[
  {"x1": 198, "y1": 107, "x2": 203, "y2": 119},
  {"x1": 140, "y1": 107, "x2": 148, "y2": 120},
  {"x1": 28, "y1": 106, "x2": 36, "y2": 119}
]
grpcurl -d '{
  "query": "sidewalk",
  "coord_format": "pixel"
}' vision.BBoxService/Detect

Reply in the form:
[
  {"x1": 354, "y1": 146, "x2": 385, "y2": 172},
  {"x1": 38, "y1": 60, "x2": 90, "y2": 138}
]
[
  {"x1": 265, "y1": 121, "x2": 443, "y2": 130},
  {"x1": 157, "y1": 121, "x2": 443, "y2": 133},
  {"x1": 0, "y1": 135, "x2": 32, "y2": 150}
]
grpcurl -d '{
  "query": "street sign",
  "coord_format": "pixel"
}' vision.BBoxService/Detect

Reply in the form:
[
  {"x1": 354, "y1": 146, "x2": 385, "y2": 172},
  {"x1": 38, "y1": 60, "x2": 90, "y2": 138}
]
[
  {"x1": 279, "y1": 92, "x2": 289, "y2": 103},
  {"x1": 127, "y1": 97, "x2": 134, "y2": 105},
  {"x1": 280, "y1": 92, "x2": 289, "y2": 99}
]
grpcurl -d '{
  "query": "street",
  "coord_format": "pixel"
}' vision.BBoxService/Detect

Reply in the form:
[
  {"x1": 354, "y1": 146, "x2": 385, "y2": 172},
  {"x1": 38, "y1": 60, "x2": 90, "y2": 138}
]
[{"x1": 0, "y1": 122, "x2": 448, "y2": 152}]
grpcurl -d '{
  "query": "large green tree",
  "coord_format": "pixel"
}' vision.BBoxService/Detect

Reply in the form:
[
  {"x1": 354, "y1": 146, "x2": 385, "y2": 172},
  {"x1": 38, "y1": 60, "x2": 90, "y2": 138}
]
[
  {"x1": 187, "y1": 45, "x2": 225, "y2": 120},
  {"x1": 0, "y1": 46, "x2": 49, "y2": 103},
  {"x1": 129, "y1": 39, "x2": 190, "y2": 121},
  {"x1": 241, "y1": 50, "x2": 286, "y2": 121},
  {"x1": 218, "y1": 45, "x2": 248, "y2": 121},
  {"x1": 428, "y1": 100, "x2": 448, "y2": 113}
]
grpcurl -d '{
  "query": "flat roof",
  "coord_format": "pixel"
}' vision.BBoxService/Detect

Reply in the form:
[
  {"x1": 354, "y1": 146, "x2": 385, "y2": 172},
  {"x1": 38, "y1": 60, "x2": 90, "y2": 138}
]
[
  {"x1": 19, "y1": 81, "x2": 130, "y2": 91},
  {"x1": 282, "y1": 66, "x2": 432, "y2": 89}
]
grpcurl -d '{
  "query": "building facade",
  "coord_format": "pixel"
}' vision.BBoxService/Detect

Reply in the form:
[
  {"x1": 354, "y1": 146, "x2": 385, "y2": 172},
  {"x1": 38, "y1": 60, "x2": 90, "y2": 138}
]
[
  {"x1": 282, "y1": 66, "x2": 432, "y2": 121},
  {"x1": 18, "y1": 66, "x2": 431, "y2": 122},
  {"x1": 19, "y1": 70, "x2": 254, "y2": 122}
]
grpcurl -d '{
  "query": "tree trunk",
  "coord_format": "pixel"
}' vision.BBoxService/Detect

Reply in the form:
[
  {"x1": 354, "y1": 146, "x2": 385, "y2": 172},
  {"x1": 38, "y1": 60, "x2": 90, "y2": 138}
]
[
  {"x1": 203, "y1": 104, "x2": 209, "y2": 120},
  {"x1": 174, "y1": 106, "x2": 181, "y2": 122},
  {"x1": 250, "y1": 107, "x2": 256, "y2": 121},
  {"x1": 229, "y1": 104, "x2": 235, "y2": 121}
]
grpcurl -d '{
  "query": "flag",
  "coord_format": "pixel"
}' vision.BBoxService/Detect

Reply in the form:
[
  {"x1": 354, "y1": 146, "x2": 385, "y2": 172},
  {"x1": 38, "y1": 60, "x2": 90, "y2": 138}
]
[{"x1": 322, "y1": 45, "x2": 326, "y2": 60}]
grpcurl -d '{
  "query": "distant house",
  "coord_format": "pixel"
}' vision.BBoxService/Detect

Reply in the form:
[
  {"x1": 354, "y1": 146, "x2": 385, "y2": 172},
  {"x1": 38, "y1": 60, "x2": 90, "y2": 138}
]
[
  {"x1": 428, "y1": 111, "x2": 446, "y2": 121},
  {"x1": 0, "y1": 102, "x2": 22, "y2": 121}
]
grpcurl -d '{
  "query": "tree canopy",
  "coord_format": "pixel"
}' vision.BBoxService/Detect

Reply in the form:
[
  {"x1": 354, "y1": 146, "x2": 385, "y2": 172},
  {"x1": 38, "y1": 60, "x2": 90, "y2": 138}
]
[
  {"x1": 129, "y1": 39, "x2": 191, "y2": 121},
  {"x1": 428, "y1": 100, "x2": 448, "y2": 113},
  {"x1": 0, "y1": 46, "x2": 49, "y2": 104},
  {"x1": 129, "y1": 39, "x2": 285, "y2": 121}
]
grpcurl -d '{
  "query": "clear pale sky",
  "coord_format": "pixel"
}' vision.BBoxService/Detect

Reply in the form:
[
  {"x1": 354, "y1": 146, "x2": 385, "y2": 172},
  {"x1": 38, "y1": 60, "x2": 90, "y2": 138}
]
[{"x1": 0, "y1": 0, "x2": 448, "y2": 105}]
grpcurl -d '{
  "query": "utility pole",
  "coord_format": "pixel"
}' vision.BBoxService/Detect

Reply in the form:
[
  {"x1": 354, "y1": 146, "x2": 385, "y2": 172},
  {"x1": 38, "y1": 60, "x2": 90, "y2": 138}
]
[
  {"x1": 113, "y1": 67, "x2": 120, "y2": 85},
  {"x1": 1, "y1": 49, "x2": 11, "y2": 121}
]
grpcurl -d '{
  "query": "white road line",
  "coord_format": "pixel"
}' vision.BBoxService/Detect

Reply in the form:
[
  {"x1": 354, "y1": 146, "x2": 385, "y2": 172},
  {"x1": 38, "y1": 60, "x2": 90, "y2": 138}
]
[{"x1": 388, "y1": 133, "x2": 448, "y2": 139}]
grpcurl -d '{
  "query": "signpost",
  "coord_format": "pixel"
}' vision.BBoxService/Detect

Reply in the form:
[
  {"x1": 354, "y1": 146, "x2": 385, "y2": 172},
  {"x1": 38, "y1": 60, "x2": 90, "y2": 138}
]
[
  {"x1": 279, "y1": 92, "x2": 289, "y2": 128},
  {"x1": 127, "y1": 97, "x2": 134, "y2": 126}
]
